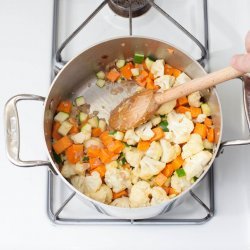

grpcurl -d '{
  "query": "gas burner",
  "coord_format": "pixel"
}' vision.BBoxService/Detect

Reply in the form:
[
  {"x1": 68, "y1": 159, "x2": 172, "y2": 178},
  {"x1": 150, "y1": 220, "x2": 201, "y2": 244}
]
[{"x1": 108, "y1": 0, "x2": 152, "y2": 18}]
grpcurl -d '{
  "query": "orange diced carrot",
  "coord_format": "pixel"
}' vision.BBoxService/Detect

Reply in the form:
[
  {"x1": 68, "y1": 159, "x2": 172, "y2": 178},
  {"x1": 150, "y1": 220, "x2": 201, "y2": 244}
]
[
  {"x1": 150, "y1": 127, "x2": 164, "y2": 141},
  {"x1": 89, "y1": 157, "x2": 102, "y2": 170},
  {"x1": 91, "y1": 164, "x2": 106, "y2": 177},
  {"x1": 53, "y1": 136, "x2": 73, "y2": 155},
  {"x1": 99, "y1": 148, "x2": 114, "y2": 164},
  {"x1": 148, "y1": 72, "x2": 154, "y2": 80},
  {"x1": 52, "y1": 122, "x2": 62, "y2": 140},
  {"x1": 190, "y1": 107, "x2": 202, "y2": 118},
  {"x1": 100, "y1": 131, "x2": 114, "y2": 146},
  {"x1": 107, "y1": 140, "x2": 125, "y2": 154},
  {"x1": 171, "y1": 156, "x2": 184, "y2": 170},
  {"x1": 120, "y1": 63, "x2": 133, "y2": 80},
  {"x1": 57, "y1": 100, "x2": 72, "y2": 113},
  {"x1": 204, "y1": 117, "x2": 212, "y2": 127},
  {"x1": 172, "y1": 68, "x2": 181, "y2": 77},
  {"x1": 106, "y1": 68, "x2": 120, "y2": 82},
  {"x1": 162, "y1": 163, "x2": 175, "y2": 178},
  {"x1": 193, "y1": 123, "x2": 207, "y2": 139},
  {"x1": 137, "y1": 141, "x2": 151, "y2": 151},
  {"x1": 87, "y1": 147, "x2": 101, "y2": 158},
  {"x1": 207, "y1": 128, "x2": 215, "y2": 143},
  {"x1": 68, "y1": 118, "x2": 79, "y2": 134},
  {"x1": 177, "y1": 96, "x2": 188, "y2": 106},
  {"x1": 176, "y1": 106, "x2": 190, "y2": 114},
  {"x1": 154, "y1": 173, "x2": 168, "y2": 187},
  {"x1": 112, "y1": 190, "x2": 128, "y2": 200},
  {"x1": 168, "y1": 187, "x2": 179, "y2": 195},
  {"x1": 92, "y1": 127, "x2": 102, "y2": 137},
  {"x1": 123, "y1": 163, "x2": 131, "y2": 169},
  {"x1": 146, "y1": 77, "x2": 159, "y2": 90},
  {"x1": 65, "y1": 144, "x2": 84, "y2": 164}
]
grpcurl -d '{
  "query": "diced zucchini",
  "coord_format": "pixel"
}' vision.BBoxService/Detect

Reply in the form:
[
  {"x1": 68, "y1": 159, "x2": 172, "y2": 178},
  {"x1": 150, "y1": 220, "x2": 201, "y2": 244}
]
[
  {"x1": 201, "y1": 103, "x2": 211, "y2": 116},
  {"x1": 109, "y1": 130, "x2": 116, "y2": 135},
  {"x1": 79, "y1": 112, "x2": 88, "y2": 122},
  {"x1": 203, "y1": 139, "x2": 214, "y2": 150},
  {"x1": 145, "y1": 57, "x2": 154, "y2": 70},
  {"x1": 96, "y1": 71, "x2": 105, "y2": 79},
  {"x1": 81, "y1": 123, "x2": 92, "y2": 133},
  {"x1": 113, "y1": 131, "x2": 124, "y2": 141},
  {"x1": 54, "y1": 112, "x2": 69, "y2": 123},
  {"x1": 75, "y1": 96, "x2": 85, "y2": 107},
  {"x1": 176, "y1": 168, "x2": 186, "y2": 177},
  {"x1": 116, "y1": 59, "x2": 125, "y2": 68},
  {"x1": 58, "y1": 121, "x2": 73, "y2": 136},
  {"x1": 71, "y1": 131, "x2": 90, "y2": 144},
  {"x1": 134, "y1": 53, "x2": 144, "y2": 64},
  {"x1": 96, "y1": 79, "x2": 106, "y2": 88},
  {"x1": 131, "y1": 68, "x2": 140, "y2": 76},
  {"x1": 88, "y1": 116, "x2": 99, "y2": 128},
  {"x1": 98, "y1": 119, "x2": 106, "y2": 132},
  {"x1": 151, "y1": 116, "x2": 161, "y2": 126}
]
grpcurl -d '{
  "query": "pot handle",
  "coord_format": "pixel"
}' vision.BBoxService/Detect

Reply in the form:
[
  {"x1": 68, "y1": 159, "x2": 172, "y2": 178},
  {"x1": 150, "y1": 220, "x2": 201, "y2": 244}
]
[
  {"x1": 4, "y1": 94, "x2": 54, "y2": 172},
  {"x1": 218, "y1": 75, "x2": 250, "y2": 154}
]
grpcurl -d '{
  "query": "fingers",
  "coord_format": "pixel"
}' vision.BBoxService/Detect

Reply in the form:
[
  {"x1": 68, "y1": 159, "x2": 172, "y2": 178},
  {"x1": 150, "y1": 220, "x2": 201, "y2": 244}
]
[
  {"x1": 230, "y1": 53, "x2": 250, "y2": 72},
  {"x1": 246, "y1": 30, "x2": 250, "y2": 53}
]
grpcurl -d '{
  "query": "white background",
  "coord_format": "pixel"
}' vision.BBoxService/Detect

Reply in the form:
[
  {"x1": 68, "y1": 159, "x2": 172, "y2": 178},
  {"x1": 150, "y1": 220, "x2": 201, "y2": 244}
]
[{"x1": 0, "y1": 1, "x2": 250, "y2": 250}]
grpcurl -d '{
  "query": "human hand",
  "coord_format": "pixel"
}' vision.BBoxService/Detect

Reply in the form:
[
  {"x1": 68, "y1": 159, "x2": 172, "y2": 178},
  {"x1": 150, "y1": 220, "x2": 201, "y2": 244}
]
[{"x1": 231, "y1": 31, "x2": 250, "y2": 72}]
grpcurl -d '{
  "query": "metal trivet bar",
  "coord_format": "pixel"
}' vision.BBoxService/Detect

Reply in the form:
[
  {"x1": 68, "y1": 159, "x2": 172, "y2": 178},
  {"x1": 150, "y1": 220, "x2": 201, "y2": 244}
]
[{"x1": 48, "y1": 0, "x2": 214, "y2": 225}]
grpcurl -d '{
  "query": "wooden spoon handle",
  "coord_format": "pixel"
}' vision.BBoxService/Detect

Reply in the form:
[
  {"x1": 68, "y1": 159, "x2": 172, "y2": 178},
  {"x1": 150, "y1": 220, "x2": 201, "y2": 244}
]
[{"x1": 154, "y1": 66, "x2": 244, "y2": 105}]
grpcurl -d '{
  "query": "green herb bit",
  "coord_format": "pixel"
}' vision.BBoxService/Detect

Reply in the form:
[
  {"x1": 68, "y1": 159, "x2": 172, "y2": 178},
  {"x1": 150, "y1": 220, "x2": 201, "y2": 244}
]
[
  {"x1": 176, "y1": 168, "x2": 186, "y2": 177},
  {"x1": 109, "y1": 130, "x2": 116, "y2": 135},
  {"x1": 159, "y1": 120, "x2": 169, "y2": 132}
]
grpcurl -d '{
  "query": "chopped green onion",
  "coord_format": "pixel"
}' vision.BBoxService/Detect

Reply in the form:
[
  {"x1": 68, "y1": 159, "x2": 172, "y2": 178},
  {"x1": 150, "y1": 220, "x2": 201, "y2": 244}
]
[
  {"x1": 83, "y1": 156, "x2": 89, "y2": 162},
  {"x1": 116, "y1": 59, "x2": 126, "y2": 68},
  {"x1": 96, "y1": 71, "x2": 105, "y2": 79},
  {"x1": 52, "y1": 149, "x2": 62, "y2": 164},
  {"x1": 109, "y1": 130, "x2": 116, "y2": 135},
  {"x1": 159, "y1": 120, "x2": 169, "y2": 132},
  {"x1": 134, "y1": 53, "x2": 144, "y2": 64},
  {"x1": 75, "y1": 96, "x2": 85, "y2": 107},
  {"x1": 176, "y1": 168, "x2": 186, "y2": 177},
  {"x1": 191, "y1": 176, "x2": 198, "y2": 183},
  {"x1": 147, "y1": 55, "x2": 156, "y2": 61}
]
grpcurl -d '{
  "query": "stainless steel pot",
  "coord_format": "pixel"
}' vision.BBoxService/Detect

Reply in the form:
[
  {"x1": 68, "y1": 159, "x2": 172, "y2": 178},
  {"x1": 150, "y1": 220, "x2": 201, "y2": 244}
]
[{"x1": 5, "y1": 37, "x2": 250, "y2": 219}]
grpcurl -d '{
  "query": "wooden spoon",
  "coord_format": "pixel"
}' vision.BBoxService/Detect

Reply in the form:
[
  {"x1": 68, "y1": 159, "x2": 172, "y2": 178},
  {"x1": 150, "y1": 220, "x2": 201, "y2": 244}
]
[{"x1": 109, "y1": 66, "x2": 244, "y2": 131}]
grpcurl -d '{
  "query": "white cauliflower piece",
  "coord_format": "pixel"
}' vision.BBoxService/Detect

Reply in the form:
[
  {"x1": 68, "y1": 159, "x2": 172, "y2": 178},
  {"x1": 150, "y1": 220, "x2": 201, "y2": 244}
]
[
  {"x1": 139, "y1": 156, "x2": 165, "y2": 180},
  {"x1": 151, "y1": 116, "x2": 161, "y2": 126},
  {"x1": 160, "y1": 139, "x2": 181, "y2": 163},
  {"x1": 154, "y1": 75, "x2": 175, "y2": 91},
  {"x1": 181, "y1": 134, "x2": 204, "y2": 159},
  {"x1": 71, "y1": 131, "x2": 91, "y2": 144},
  {"x1": 90, "y1": 184, "x2": 112, "y2": 204},
  {"x1": 164, "y1": 131, "x2": 174, "y2": 142},
  {"x1": 84, "y1": 138, "x2": 103, "y2": 149},
  {"x1": 70, "y1": 175, "x2": 86, "y2": 193},
  {"x1": 171, "y1": 172, "x2": 191, "y2": 193},
  {"x1": 135, "y1": 121, "x2": 154, "y2": 141},
  {"x1": 125, "y1": 148, "x2": 143, "y2": 168},
  {"x1": 174, "y1": 72, "x2": 191, "y2": 86},
  {"x1": 185, "y1": 111, "x2": 192, "y2": 120},
  {"x1": 105, "y1": 160, "x2": 118, "y2": 169},
  {"x1": 111, "y1": 197, "x2": 130, "y2": 208},
  {"x1": 131, "y1": 168, "x2": 140, "y2": 184},
  {"x1": 183, "y1": 150, "x2": 213, "y2": 181},
  {"x1": 150, "y1": 186, "x2": 169, "y2": 205},
  {"x1": 156, "y1": 100, "x2": 176, "y2": 115},
  {"x1": 188, "y1": 91, "x2": 202, "y2": 107},
  {"x1": 124, "y1": 129, "x2": 140, "y2": 146},
  {"x1": 195, "y1": 114, "x2": 206, "y2": 123},
  {"x1": 145, "y1": 141, "x2": 162, "y2": 161},
  {"x1": 203, "y1": 139, "x2": 214, "y2": 150},
  {"x1": 150, "y1": 59, "x2": 165, "y2": 78},
  {"x1": 129, "y1": 181, "x2": 151, "y2": 208},
  {"x1": 61, "y1": 161, "x2": 89, "y2": 178},
  {"x1": 84, "y1": 171, "x2": 102, "y2": 194},
  {"x1": 105, "y1": 167, "x2": 131, "y2": 193},
  {"x1": 167, "y1": 111, "x2": 194, "y2": 144}
]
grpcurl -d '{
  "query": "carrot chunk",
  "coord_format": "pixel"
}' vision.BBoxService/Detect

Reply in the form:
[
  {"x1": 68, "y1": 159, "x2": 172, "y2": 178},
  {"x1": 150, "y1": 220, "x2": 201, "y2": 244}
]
[
  {"x1": 52, "y1": 136, "x2": 73, "y2": 155},
  {"x1": 207, "y1": 128, "x2": 215, "y2": 142},
  {"x1": 100, "y1": 131, "x2": 114, "y2": 146},
  {"x1": 112, "y1": 189, "x2": 128, "y2": 200},
  {"x1": 172, "y1": 68, "x2": 181, "y2": 77},
  {"x1": 52, "y1": 122, "x2": 62, "y2": 140},
  {"x1": 87, "y1": 147, "x2": 101, "y2": 158},
  {"x1": 204, "y1": 117, "x2": 212, "y2": 127},
  {"x1": 154, "y1": 173, "x2": 168, "y2": 187},
  {"x1": 190, "y1": 107, "x2": 202, "y2": 118},
  {"x1": 171, "y1": 156, "x2": 184, "y2": 170},
  {"x1": 120, "y1": 63, "x2": 133, "y2": 80},
  {"x1": 91, "y1": 164, "x2": 106, "y2": 177},
  {"x1": 107, "y1": 140, "x2": 125, "y2": 154},
  {"x1": 92, "y1": 127, "x2": 102, "y2": 137},
  {"x1": 193, "y1": 123, "x2": 207, "y2": 139},
  {"x1": 176, "y1": 106, "x2": 190, "y2": 114},
  {"x1": 106, "y1": 68, "x2": 120, "y2": 82},
  {"x1": 177, "y1": 96, "x2": 188, "y2": 106},
  {"x1": 137, "y1": 141, "x2": 151, "y2": 151},
  {"x1": 150, "y1": 127, "x2": 165, "y2": 141},
  {"x1": 65, "y1": 144, "x2": 84, "y2": 164},
  {"x1": 68, "y1": 118, "x2": 79, "y2": 134},
  {"x1": 99, "y1": 148, "x2": 114, "y2": 164},
  {"x1": 162, "y1": 163, "x2": 175, "y2": 178},
  {"x1": 57, "y1": 100, "x2": 72, "y2": 113},
  {"x1": 168, "y1": 187, "x2": 179, "y2": 195},
  {"x1": 89, "y1": 157, "x2": 102, "y2": 170}
]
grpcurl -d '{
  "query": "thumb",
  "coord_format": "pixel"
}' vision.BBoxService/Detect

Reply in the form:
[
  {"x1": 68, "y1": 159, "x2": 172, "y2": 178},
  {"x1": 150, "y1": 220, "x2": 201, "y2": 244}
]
[{"x1": 230, "y1": 53, "x2": 250, "y2": 72}]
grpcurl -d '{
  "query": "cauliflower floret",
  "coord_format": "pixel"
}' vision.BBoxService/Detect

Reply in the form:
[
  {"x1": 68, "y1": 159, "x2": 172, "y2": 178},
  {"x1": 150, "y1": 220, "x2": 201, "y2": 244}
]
[
  {"x1": 185, "y1": 111, "x2": 192, "y2": 120},
  {"x1": 181, "y1": 134, "x2": 204, "y2": 159},
  {"x1": 174, "y1": 72, "x2": 191, "y2": 86},
  {"x1": 90, "y1": 184, "x2": 112, "y2": 204},
  {"x1": 156, "y1": 100, "x2": 176, "y2": 115},
  {"x1": 171, "y1": 172, "x2": 191, "y2": 193},
  {"x1": 154, "y1": 75, "x2": 175, "y2": 91},
  {"x1": 61, "y1": 161, "x2": 89, "y2": 178},
  {"x1": 203, "y1": 139, "x2": 214, "y2": 150},
  {"x1": 105, "y1": 167, "x2": 131, "y2": 193},
  {"x1": 124, "y1": 129, "x2": 140, "y2": 146},
  {"x1": 150, "y1": 186, "x2": 169, "y2": 205},
  {"x1": 188, "y1": 91, "x2": 202, "y2": 107},
  {"x1": 70, "y1": 175, "x2": 86, "y2": 193},
  {"x1": 160, "y1": 139, "x2": 181, "y2": 163},
  {"x1": 195, "y1": 114, "x2": 206, "y2": 123},
  {"x1": 183, "y1": 150, "x2": 213, "y2": 181},
  {"x1": 129, "y1": 181, "x2": 151, "y2": 208},
  {"x1": 167, "y1": 111, "x2": 194, "y2": 144},
  {"x1": 135, "y1": 121, "x2": 154, "y2": 141},
  {"x1": 150, "y1": 59, "x2": 165, "y2": 78},
  {"x1": 151, "y1": 116, "x2": 161, "y2": 126},
  {"x1": 124, "y1": 148, "x2": 143, "y2": 168},
  {"x1": 145, "y1": 141, "x2": 162, "y2": 161},
  {"x1": 139, "y1": 156, "x2": 165, "y2": 180},
  {"x1": 84, "y1": 171, "x2": 102, "y2": 194},
  {"x1": 164, "y1": 131, "x2": 174, "y2": 142},
  {"x1": 111, "y1": 197, "x2": 130, "y2": 208},
  {"x1": 105, "y1": 160, "x2": 118, "y2": 169},
  {"x1": 131, "y1": 168, "x2": 140, "y2": 184}
]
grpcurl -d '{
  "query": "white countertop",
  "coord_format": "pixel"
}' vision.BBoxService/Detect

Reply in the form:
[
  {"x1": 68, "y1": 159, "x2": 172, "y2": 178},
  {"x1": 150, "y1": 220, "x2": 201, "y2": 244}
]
[{"x1": 0, "y1": 1, "x2": 250, "y2": 249}]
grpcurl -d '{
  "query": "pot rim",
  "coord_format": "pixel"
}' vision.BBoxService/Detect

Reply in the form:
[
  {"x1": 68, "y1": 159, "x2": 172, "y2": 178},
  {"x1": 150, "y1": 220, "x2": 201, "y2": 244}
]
[{"x1": 43, "y1": 35, "x2": 223, "y2": 212}]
